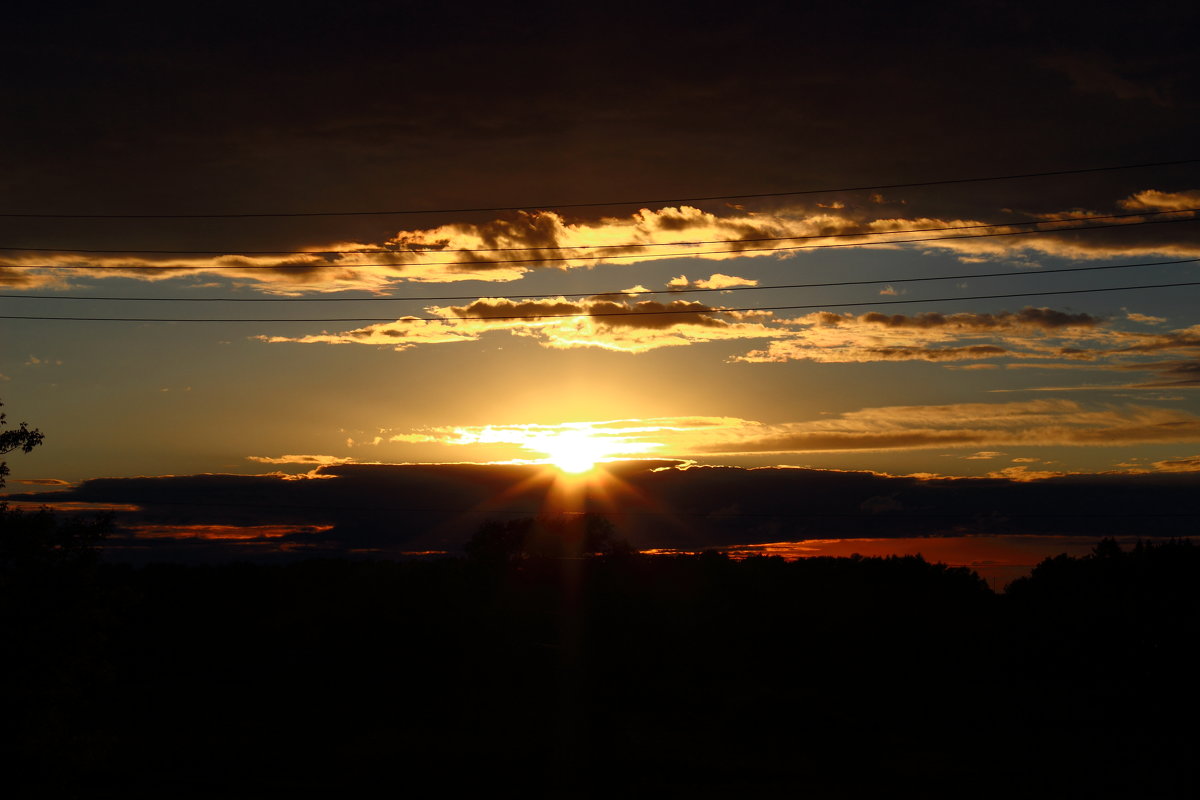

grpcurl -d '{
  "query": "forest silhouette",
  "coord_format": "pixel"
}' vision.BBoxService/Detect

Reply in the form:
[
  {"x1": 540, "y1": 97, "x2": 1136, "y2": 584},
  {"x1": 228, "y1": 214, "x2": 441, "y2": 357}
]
[{"x1": 2, "y1": 500, "x2": 1198, "y2": 798}]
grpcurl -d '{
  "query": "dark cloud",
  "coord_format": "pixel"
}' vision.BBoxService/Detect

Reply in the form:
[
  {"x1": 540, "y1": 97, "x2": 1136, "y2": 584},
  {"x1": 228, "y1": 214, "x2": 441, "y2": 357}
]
[
  {"x1": 447, "y1": 298, "x2": 730, "y2": 330},
  {"x1": 1117, "y1": 359, "x2": 1200, "y2": 387},
  {"x1": 1, "y1": 1, "x2": 1197, "y2": 256},
  {"x1": 860, "y1": 345, "x2": 1011, "y2": 362},
  {"x1": 842, "y1": 308, "x2": 1104, "y2": 331},
  {"x1": 10, "y1": 462, "x2": 1200, "y2": 562}
]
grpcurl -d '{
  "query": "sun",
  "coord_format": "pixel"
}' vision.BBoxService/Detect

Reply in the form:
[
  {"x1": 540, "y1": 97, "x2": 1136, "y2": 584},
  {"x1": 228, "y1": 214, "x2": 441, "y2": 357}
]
[{"x1": 539, "y1": 430, "x2": 617, "y2": 474}]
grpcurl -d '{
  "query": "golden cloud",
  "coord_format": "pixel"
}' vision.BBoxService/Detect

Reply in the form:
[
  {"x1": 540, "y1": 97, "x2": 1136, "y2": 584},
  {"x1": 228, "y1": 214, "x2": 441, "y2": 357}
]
[
  {"x1": 667, "y1": 273, "x2": 759, "y2": 290},
  {"x1": 379, "y1": 401, "x2": 1200, "y2": 461},
  {"x1": 383, "y1": 417, "x2": 748, "y2": 462},
  {"x1": 261, "y1": 296, "x2": 784, "y2": 353},
  {"x1": 734, "y1": 308, "x2": 1113, "y2": 364},
  {"x1": 6, "y1": 193, "x2": 1196, "y2": 293},
  {"x1": 1151, "y1": 455, "x2": 1200, "y2": 472},
  {"x1": 258, "y1": 289, "x2": 1200, "y2": 384},
  {"x1": 1119, "y1": 189, "x2": 1200, "y2": 212},
  {"x1": 246, "y1": 454, "x2": 360, "y2": 465},
  {"x1": 685, "y1": 401, "x2": 1200, "y2": 454}
]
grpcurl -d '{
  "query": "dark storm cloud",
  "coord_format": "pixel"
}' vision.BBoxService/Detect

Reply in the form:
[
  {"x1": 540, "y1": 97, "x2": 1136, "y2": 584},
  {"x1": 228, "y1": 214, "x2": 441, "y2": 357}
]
[{"x1": 9, "y1": 461, "x2": 1200, "y2": 562}]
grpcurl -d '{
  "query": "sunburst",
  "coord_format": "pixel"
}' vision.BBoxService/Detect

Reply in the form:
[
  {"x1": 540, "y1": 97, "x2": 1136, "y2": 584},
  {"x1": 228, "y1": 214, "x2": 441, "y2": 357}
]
[{"x1": 539, "y1": 429, "x2": 620, "y2": 474}]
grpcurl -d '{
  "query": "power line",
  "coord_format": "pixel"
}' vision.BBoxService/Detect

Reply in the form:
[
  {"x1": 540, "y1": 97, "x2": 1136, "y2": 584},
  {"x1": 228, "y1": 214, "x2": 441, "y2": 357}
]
[
  {"x1": 1, "y1": 158, "x2": 1195, "y2": 219},
  {"x1": 2, "y1": 214, "x2": 1197, "y2": 273},
  {"x1": 3, "y1": 279, "x2": 1198, "y2": 322},
  {"x1": 2, "y1": 207, "x2": 1195, "y2": 256},
  {"x1": 4, "y1": 257, "x2": 1196, "y2": 303}
]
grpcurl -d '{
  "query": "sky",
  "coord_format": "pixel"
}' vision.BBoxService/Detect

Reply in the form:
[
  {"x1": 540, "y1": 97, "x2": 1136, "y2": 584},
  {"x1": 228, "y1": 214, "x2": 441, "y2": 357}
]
[{"x1": 2, "y1": 1, "x2": 1199, "y2": 558}]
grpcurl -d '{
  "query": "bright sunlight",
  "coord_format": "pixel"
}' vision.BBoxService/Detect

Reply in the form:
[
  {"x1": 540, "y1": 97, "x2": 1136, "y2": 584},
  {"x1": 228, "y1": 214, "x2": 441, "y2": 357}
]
[{"x1": 540, "y1": 429, "x2": 621, "y2": 473}]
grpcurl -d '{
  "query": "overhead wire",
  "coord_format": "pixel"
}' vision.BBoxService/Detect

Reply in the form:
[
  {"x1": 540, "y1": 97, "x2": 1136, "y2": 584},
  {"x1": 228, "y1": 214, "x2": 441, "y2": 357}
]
[
  {"x1": 3, "y1": 280, "x2": 1199, "y2": 322},
  {"x1": 0, "y1": 213, "x2": 1197, "y2": 277},
  {"x1": 3, "y1": 257, "x2": 1197, "y2": 303},
  {"x1": 0, "y1": 157, "x2": 1195, "y2": 219},
  {"x1": 1, "y1": 206, "x2": 1196, "y2": 256}
]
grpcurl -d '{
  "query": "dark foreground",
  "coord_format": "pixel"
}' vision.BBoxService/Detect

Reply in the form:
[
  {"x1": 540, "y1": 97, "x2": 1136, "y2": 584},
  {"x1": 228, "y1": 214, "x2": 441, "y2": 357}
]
[{"x1": 3, "y1": 539, "x2": 1198, "y2": 798}]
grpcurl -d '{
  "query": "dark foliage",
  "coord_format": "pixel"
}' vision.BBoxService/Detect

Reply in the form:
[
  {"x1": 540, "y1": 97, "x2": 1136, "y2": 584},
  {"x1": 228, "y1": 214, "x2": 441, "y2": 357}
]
[
  {"x1": 0, "y1": 399, "x2": 44, "y2": 491},
  {"x1": 465, "y1": 513, "x2": 623, "y2": 562},
  {"x1": 1, "y1": 538, "x2": 1198, "y2": 798},
  {"x1": 1, "y1": 504, "x2": 113, "y2": 570}
]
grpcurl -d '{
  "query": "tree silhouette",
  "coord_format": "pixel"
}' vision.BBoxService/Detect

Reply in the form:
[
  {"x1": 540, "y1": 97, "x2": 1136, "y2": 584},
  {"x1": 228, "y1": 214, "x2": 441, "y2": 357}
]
[
  {"x1": 0, "y1": 504, "x2": 113, "y2": 569},
  {"x1": 1, "y1": 398, "x2": 44, "y2": 491},
  {"x1": 0, "y1": 398, "x2": 108, "y2": 567},
  {"x1": 466, "y1": 513, "x2": 620, "y2": 562}
]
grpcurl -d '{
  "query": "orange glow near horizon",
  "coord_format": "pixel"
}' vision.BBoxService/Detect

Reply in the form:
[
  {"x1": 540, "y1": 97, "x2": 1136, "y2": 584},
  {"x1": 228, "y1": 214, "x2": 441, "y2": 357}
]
[{"x1": 409, "y1": 419, "x2": 670, "y2": 471}]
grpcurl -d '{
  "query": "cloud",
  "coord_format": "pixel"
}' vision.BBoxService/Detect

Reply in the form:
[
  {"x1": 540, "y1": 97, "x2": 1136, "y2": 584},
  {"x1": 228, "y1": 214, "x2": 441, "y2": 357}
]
[
  {"x1": 378, "y1": 401, "x2": 1200, "y2": 464},
  {"x1": 5, "y1": 193, "x2": 1197, "y2": 294},
  {"x1": 1042, "y1": 55, "x2": 1170, "y2": 105},
  {"x1": 681, "y1": 400, "x2": 1200, "y2": 455},
  {"x1": 259, "y1": 292, "x2": 1200, "y2": 388},
  {"x1": 1126, "y1": 311, "x2": 1167, "y2": 324},
  {"x1": 124, "y1": 523, "x2": 335, "y2": 541},
  {"x1": 984, "y1": 465, "x2": 1071, "y2": 481},
  {"x1": 1150, "y1": 456, "x2": 1200, "y2": 473},
  {"x1": 0, "y1": 266, "x2": 67, "y2": 290},
  {"x1": 261, "y1": 296, "x2": 785, "y2": 353},
  {"x1": 385, "y1": 417, "x2": 745, "y2": 462},
  {"x1": 1119, "y1": 190, "x2": 1200, "y2": 212},
  {"x1": 668, "y1": 273, "x2": 759, "y2": 290},
  {"x1": 11, "y1": 462, "x2": 1200, "y2": 562},
  {"x1": 735, "y1": 307, "x2": 1108, "y2": 364},
  {"x1": 246, "y1": 454, "x2": 360, "y2": 466}
]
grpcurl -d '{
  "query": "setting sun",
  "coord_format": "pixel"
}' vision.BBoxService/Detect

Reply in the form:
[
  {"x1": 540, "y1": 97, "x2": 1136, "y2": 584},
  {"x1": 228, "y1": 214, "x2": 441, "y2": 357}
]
[{"x1": 540, "y1": 430, "x2": 616, "y2": 473}]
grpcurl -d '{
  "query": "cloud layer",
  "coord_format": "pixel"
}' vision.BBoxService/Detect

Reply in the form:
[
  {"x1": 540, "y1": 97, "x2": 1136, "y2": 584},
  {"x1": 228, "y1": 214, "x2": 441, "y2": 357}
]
[
  {"x1": 4, "y1": 193, "x2": 1196, "y2": 293},
  {"x1": 11, "y1": 462, "x2": 1199, "y2": 562},
  {"x1": 260, "y1": 284, "x2": 1200, "y2": 391},
  {"x1": 373, "y1": 399, "x2": 1200, "y2": 464}
]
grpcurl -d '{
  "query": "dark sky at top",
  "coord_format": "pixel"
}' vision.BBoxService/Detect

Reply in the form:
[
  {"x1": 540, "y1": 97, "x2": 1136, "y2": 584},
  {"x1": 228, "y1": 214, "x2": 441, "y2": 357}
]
[{"x1": 3, "y1": 1, "x2": 1197, "y2": 250}]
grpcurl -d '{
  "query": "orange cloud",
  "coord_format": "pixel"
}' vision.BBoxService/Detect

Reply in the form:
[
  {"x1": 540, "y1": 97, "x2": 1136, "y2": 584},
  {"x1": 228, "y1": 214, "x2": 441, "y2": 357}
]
[
  {"x1": 246, "y1": 454, "x2": 360, "y2": 465},
  {"x1": 380, "y1": 401, "x2": 1200, "y2": 461},
  {"x1": 667, "y1": 273, "x2": 759, "y2": 290},
  {"x1": 259, "y1": 291, "x2": 1200, "y2": 383},
  {"x1": 125, "y1": 523, "x2": 334, "y2": 541},
  {"x1": 687, "y1": 401, "x2": 1200, "y2": 454},
  {"x1": 261, "y1": 296, "x2": 784, "y2": 353},
  {"x1": 6, "y1": 196, "x2": 1196, "y2": 294},
  {"x1": 383, "y1": 417, "x2": 745, "y2": 462},
  {"x1": 1150, "y1": 456, "x2": 1200, "y2": 472},
  {"x1": 735, "y1": 307, "x2": 1110, "y2": 364},
  {"x1": 1119, "y1": 190, "x2": 1200, "y2": 212}
]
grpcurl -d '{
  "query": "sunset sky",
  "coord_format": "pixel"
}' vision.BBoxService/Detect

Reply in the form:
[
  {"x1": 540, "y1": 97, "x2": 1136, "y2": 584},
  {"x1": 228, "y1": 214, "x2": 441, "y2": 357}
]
[{"x1": 3, "y1": 2, "x2": 1199, "y2": 557}]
